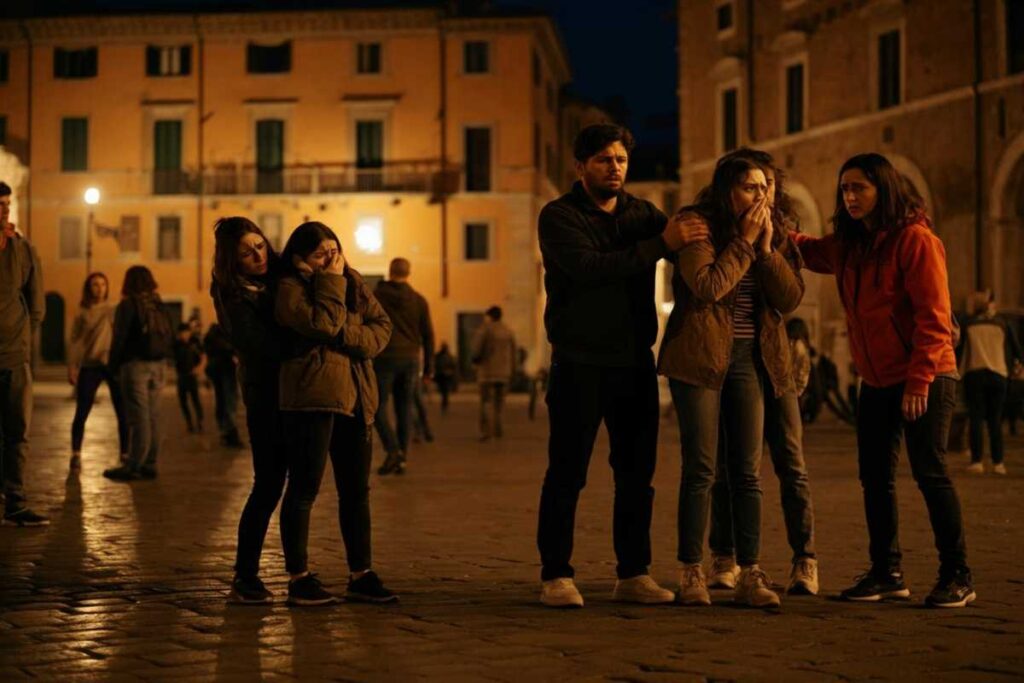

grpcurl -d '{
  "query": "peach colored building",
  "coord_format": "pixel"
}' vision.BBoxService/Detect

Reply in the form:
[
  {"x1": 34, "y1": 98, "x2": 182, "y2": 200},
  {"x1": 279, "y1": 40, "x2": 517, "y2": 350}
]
[{"x1": 0, "y1": 7, "x2": 569, "y2": 376}]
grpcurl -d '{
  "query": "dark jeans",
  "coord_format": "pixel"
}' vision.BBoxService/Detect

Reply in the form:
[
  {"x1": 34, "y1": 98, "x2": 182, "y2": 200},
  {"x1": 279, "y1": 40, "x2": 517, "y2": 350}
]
[
  {"x1": 373, "y1": 356, "x2": 418, "y2": 458},
  {"x1": 71, "y1": 364, "x2": 128, "y2": 454},
  {"x1": 964, "y1": 369, "x2": 1007, "y2": 465},
  {"x1": 479, "y1": 381, "x2": 506, "y2": 438},
  {"x1": 435, "y1": 377, "x2": 454, "y2": 413},
  {"x1": 411, "y1": 374, "x2": 432, "y2": 440},
  {"x1": 176, "y1": 374, "x2": 204, "y2": 430},
  {"x1": 710, "y1": 387, "x2": 816, "y2": 561},
  {"x1": 856, "y1": 377, "x2": 968, "y2": 574},
  {"x1": 234, "y1": 387, "x2": 288, "y2": 579},
  {"x1": 210, "y1": 368, "x2": 239, "y2": 439},
  {"x1": 279, "y1": 411, "x2": 373, "y2": 575},
  {"x1": 0, "y1": 363, "x2": 32, "y2": 512},
  {"x1": 672, "y1": 339, "x2": 764, "y2": 567},
  {"x1": 120, "y1": 360, "x2": 165, "y2": 471},
  {"x1": 537, "y1": 357, "x2": 659, "y2": 581}
]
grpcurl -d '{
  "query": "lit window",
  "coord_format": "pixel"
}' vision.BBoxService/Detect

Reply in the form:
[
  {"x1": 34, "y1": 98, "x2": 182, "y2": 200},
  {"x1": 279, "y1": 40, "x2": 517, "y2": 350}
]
[{"x1": 355, "y1": 217, "x2": 383, "y2": 254}]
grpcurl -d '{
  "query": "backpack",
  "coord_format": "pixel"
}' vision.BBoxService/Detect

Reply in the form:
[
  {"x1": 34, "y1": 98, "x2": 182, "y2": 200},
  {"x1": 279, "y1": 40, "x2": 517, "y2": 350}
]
[{"x1": 138, "y1": 298, "x2": 173, "y2": 360}]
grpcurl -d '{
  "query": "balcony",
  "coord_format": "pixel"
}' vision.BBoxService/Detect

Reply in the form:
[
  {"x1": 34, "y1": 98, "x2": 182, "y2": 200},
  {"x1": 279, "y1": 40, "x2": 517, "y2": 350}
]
[{"x1": 196, "y1": 160, "x2": 451, "y2": 196}]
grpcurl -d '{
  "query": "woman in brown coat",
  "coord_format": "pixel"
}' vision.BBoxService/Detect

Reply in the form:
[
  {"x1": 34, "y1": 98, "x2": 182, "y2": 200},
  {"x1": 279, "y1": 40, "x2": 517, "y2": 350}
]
[{"x1": 275, "y1": 221, "x2": 395, "y2": 606}]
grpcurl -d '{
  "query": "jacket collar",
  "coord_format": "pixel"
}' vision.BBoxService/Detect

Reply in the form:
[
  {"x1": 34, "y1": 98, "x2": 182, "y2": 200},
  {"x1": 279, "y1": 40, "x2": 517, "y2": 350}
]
[{"x1": 570, "y1": 181, "x2": 634, "y2": 217}]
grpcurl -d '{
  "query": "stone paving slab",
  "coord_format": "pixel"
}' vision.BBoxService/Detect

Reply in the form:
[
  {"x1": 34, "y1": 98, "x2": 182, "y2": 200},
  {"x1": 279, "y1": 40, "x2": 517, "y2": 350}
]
[{"x1": 1, "y1": 382, "x2": 1022, "y2": 681}]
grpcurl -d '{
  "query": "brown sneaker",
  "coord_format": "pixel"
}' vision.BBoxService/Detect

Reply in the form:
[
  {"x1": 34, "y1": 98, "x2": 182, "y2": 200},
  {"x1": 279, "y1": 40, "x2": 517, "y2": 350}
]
[
  {"x1": 612, "y1": 574, "x2": 675, "y2": 604},
  {"x1": 787, "y1": 557, "x2": 819, "y2": 596},
  {"x1": 735, "y1": 566, "x2": 781, "y2": 608},
  {"x1": 708, "y1": 554, "x2": 740, "y2": 589},
  {"x1": 677, "y1": 563, "x2": 711, "y2": 606}
]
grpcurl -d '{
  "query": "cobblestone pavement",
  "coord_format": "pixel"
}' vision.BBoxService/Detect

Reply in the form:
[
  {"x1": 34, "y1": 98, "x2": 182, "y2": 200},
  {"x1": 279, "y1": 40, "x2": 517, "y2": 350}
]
[{"x1": 1, "y1": 380, "x2": 1022, "y2": 682}]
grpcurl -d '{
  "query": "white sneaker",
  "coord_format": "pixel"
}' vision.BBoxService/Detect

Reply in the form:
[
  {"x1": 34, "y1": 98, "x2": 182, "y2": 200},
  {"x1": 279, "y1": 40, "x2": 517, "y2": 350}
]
[
  {"x1": 735, "y1": 565, "x2": 781, "y2": 608},
  {"x1": 993, "y1": 463, "x2": 1007, "y2": 475},
  {"x1": 787, "y1": 557, "x2": 819, "y2": 595},
  {"x1": 677, "y1": 564, "x2": 711, "y2": 606},
  {"x1": 708, "y1": 554, "x2": 741, "y2": 589},
  {"x1": 540, "y1": 578, "x2": 584, "y2": 608},
  {"x1": 612, "y1": 574, "x2": 675, "y2": 604},
  {"x1": 966, "y1": 462, "x2": 984, "y2": 474}
]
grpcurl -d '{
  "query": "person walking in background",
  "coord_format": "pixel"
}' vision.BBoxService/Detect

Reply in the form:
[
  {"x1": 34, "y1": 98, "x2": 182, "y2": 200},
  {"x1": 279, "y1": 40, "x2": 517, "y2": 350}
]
[
  {"x1": 433, "y1": 342, "x2": 458, "y2": 414},
  {"x1": 173, "y1": 323, "x2": 204, "y2": 434},
  {"x1": 103, "y1": 265, "x2": 174, "y2": 482},
  {"x1": 793, "y1": 153, "x2": 974, "y2": 608},
  {"x1": 960, "y1": 290, "x2": 1022, "y2": 475},
  {"x1": 275, "y1": 221, "x2": 396, "y2": 606},
  {"x1": 68, "y1": 272, "x2": 129, "y2": 472},
  {"x1": 410, "y1": 375, "x2": 434, "y2": 444},
  {"x1": 204, "y1": 322, "x2": 243, "y2": 448},
  {"x1": 211, "y1": 216, "x2": 287, "y2": 605},
  {"x1": 373, "y1": 257, "x2": 434, "y2": 476},
  {"x1": 472, "y1": 306, "x2": 516, "y2": 441},
  {"x1": 0, "y1": 181, "x2": 48, "y2": 526}
]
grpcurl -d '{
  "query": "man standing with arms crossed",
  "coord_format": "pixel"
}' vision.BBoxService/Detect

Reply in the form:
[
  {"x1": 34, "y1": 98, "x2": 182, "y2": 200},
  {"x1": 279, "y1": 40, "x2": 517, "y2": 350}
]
[
  {"x1": 535, "y1": 125, "x2": 701, "y2": 607},
  {"x1": 0, "y1": 181, "x2": 48, "y2": 526}
]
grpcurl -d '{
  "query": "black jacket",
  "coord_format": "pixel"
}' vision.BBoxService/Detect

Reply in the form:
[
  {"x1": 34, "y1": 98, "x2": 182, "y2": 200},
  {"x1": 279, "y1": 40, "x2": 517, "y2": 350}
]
[
  {"x1": 373, "y1": 280, "x2": 435, "y2": 374},
  {"x1": 108, "y1": 294, "x2": 172, "y2": 370},
  {"x1": 211, "y1": 281, "x2": 281, "y2": 401},
  {"x1": 539, "y1": 181, "x2": 668, "y2": 367}
]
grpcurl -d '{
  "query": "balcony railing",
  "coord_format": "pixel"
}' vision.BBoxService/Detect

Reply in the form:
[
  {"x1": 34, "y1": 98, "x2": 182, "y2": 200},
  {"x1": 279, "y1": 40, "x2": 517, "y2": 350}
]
[{"x1": 147, "y1": 161, "x2": 452, "y2": 196}]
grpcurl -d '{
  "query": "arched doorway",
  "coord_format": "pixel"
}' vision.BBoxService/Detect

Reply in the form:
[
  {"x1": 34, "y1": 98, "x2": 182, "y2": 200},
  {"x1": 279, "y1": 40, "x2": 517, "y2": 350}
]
[
  {"x1": 990, "y1": 133, "x2": 1024, "y2": 311},
  {"x1": 41, "y1": 292, "x2": 66, "y2": 362}
]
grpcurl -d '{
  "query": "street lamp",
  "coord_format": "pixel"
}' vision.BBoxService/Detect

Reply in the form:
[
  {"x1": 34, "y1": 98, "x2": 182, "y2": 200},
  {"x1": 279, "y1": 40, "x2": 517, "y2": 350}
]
[{"x1": 84, "y1": 187, "x2": 100, "y2": 274}]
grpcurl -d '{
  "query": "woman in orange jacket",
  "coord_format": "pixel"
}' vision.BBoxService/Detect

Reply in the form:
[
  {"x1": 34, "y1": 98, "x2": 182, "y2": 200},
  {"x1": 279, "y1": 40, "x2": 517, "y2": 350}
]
[{"x1": 793, "y1": 153, "x2": 973, "y2": 608}]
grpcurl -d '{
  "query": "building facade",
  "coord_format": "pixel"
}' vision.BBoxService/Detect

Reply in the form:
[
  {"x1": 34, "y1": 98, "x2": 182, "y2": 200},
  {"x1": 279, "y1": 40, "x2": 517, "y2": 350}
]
[
  {"x1": 679, "y1": 0, "x2": 1024, "y2": 360},
  {"x1": 0, "y1": 7, "x2": 570, "y2": 375}
]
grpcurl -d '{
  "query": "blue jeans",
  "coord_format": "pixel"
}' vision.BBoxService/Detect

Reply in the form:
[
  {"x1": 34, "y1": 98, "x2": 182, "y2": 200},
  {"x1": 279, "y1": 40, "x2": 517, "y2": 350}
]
[
  {"x1": 120, "y1": 360, "x2": 165, "y2": 471},
  {"x1": 373, "y1": 356, "x2": 418, "y2": 458},
  {"x1": 672, "y1": 339, "x2": 764, "y2": 567},
  {"x1": 709, "y1": 387, "x2": 816, "y2": 561}
]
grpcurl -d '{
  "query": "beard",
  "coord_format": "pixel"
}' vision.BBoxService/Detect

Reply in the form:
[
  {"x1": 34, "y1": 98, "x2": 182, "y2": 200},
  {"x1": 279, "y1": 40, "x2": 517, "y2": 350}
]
[{"x1": 589, "y1": 183, "x2": 619, "y2": 200}]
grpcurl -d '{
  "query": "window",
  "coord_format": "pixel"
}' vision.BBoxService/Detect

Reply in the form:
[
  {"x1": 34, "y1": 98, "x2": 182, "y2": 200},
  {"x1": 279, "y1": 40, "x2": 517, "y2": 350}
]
[
  {"x1": 532, "y1": 50, "x2": 540, "y2": 86},
  {"x1": 464, "y1": 41, "x2": 490, "y2": 74},
  {"x1": 878, "y1": 29, "x2": 901, "y2": 109},
  {"x1": 355, "y1": 120, "x2": 384, "y2": 190},
  {"x1": 153, "y1": 120, "x2": 183, "y2": 194},
  {"x1": 259, "y1": 213, "x2": 283, "y2": 252},
  {"x1": 59, "y1": 217, "x2": 84, "y2": 259},
  {"x1": 255, "y1": 119, "x2": 284, "y2": 193},
  {"x1": 464, "y1": 127, "x2": 491, "y2": 192},
  {"x1": 120, "y1": 215, "x2": 140, "y2": 253},
  {"x1": 157, "y1": 216, "x2": 181, "y2": 261},
  {"x1": 785, "y1": 62, "x2": 805, "y2": 133},
  {"x1": 146, "y1": 45, "x2": 191, "y2": 77},
  {"x1": 464, "y1": 222, "x2": 490, "y2": 261},
  {"x1": 0, "y1": 49, "x2": 8, "y2": 83},
  {"x1": 716, "y1": 1, "x2": 735, "y2": 37},
  {"x1": 1009, "y1": 0, "x2": 1024, "y2": 74},
  {"x1": 247, "y1": 42, "x2": 291, "y2": 74},
  {"x1": 547, "y1": 83, "x2": 555, "y2": 113},
  {"x1": 61, "y1": 117, "x2": 88, "y2": 171},
  {"x1": 721, "y1": 87, "x2": 738, "y2": 152},
  {"x1": 357, "y1": 42, "x2": 381, "y2": 74},
  {"x1": 0, "y1": 116, "x2": 6, "y2": 147},
  {"x1": 54, "y1": 47, "x2": 98, "y2": 79},
  {"x1": 533, "y1": 123, "x2": 541, "y2": 170}
]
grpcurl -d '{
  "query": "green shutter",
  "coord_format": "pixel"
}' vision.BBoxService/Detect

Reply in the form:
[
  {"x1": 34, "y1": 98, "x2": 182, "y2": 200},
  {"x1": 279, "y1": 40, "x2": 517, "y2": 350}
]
[{"x1": 61, "y1": 117, "x2": 88, "y2": 171}]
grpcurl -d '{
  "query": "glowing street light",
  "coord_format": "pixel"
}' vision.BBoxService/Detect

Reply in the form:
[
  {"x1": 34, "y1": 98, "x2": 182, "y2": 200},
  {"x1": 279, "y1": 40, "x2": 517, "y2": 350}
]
[
  {"x1": 84, "y1": 187, "x2": 101, "y2": 205},
  {"x1": 354, "y1": 217, "x2": 383, "y2": 254}
]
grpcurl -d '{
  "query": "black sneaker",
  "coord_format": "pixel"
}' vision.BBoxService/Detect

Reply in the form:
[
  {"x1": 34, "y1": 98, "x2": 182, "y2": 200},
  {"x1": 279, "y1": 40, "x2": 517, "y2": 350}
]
[
  {"x1": 346, "y1": 571, "x2": 398, "y2": 604},
  {"x1": 286, "y1": 574, "x2": 338, "y2": 606},
  {"x1": 840, "y1": 569, "x2": 911, "y2": 602},
  {"x1": 138, "y1": 465, "x2": 158, "y2": 480},
  {"x1": 228, "y1": 575, "x2": 273, "y2": 605},
  {"x1": 925, "y1": 569, "x2": 976, "y2": 608},
  {"x1": 103, "y1": 465, "x2": 140, "y2": 482},
  {"x1": 2, "y1": 507, "x2": 51, "y2": 527},
  {"x1": 378, "y1": 453, "x2": 403, "y2": 476}
]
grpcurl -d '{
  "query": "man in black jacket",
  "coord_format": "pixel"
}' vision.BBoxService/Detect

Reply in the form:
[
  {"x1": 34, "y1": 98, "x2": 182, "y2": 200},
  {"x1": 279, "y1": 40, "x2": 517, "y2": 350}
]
[
  {"x1": 373, "y1": 258, "x2": 434, "y2": 475},
  {"x1": 536, "y1": 124, "x2": 700, "y2": 607}
]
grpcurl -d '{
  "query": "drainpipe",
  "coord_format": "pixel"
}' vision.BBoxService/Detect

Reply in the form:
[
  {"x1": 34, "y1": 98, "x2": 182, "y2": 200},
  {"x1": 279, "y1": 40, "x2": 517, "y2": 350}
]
[
  {"x1": 972, "y1": 0, "x2": 984, "y2": 292},
  {"x1": 439, "y1": 17, "x2": 449, "y2": 299},
  {"x1": 746, "y1": 0, "x2": 755, "y2": 143}
]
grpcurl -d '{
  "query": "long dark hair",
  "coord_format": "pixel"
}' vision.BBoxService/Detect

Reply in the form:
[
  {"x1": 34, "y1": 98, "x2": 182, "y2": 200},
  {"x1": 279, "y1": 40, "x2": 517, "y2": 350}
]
[
  {"x1": 689, "y1": 155, "x2": 780, "y2": 250},
  {"x1": 831, "y1": 153, "x2": 930, "y2": 249},
  {"x1": 280, "y1": 221, "x2": 369, "y2": 313},
  {"x1": 212, "y1": 216, "x2": 278, "y2": 296},
  {"x1": 121, "y1": 265, "x2": 159, "y2": 299},
  {"x1": 80, "y1": 272, "x2": 109, "y2": 308}
]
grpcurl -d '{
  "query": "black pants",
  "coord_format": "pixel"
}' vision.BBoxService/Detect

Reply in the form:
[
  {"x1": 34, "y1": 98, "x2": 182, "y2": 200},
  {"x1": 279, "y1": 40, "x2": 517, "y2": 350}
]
[
  {"x1": 234, "y1": 387, "x2": 288, "y2": 579},
  {"x1": 537, "y1": 357, "x2": 659, "y2": 581},
  {"x1": 964, "y1": 369, "x2": 1007, "y2": 465},
  {"x1": 71, "y1": 365, "x2": 128, "y2": 454},
  {"x1": 176, "y1": 375, "x2": 203, "y2": 430},
  {"x1": 279, "y1": 411, "x2": 373, "y2": 575},
  {"x1": 856, "y1": 377, "x2": 968, "y2": 574}
]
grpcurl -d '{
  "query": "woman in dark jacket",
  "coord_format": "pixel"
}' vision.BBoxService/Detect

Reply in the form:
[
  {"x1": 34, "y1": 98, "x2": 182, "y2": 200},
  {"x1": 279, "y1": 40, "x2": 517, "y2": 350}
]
[
  {"x1": 275, "y1": 221, "x2": 395, "y2": 606},
  {"x1": 210, "y1": 216, "x2": 284, "y2": 604}
]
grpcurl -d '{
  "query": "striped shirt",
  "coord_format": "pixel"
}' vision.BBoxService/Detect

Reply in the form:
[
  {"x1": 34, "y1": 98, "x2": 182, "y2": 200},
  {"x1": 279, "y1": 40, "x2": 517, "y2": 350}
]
[{"x1": 732, "y1": 271, "x2": 758, "y2": 339}]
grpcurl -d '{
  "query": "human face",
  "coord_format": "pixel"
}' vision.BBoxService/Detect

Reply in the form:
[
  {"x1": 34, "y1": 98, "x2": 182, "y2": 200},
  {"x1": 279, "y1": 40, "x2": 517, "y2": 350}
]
[
  {"x1": 304, "y1": 238, "x2": 339, "y2": 271},
  {"x1": 237, "y1": 233, "x2": 269, "y2": 276},
  {"x1": 840, "y1": 168, "x2": 878, "y2": 222},
  {"x1": 0, "y1": 195, "x2": 10, "y2": 229},
  {"x1": 577, "y1": 141, "x2": 629, "y2": 199},
  {"x1": 730, "y1": 169, "x2": 768, "y2": 217},
  {"x1": 88, "y1": 276, "x2": 107, "y2": 303}
]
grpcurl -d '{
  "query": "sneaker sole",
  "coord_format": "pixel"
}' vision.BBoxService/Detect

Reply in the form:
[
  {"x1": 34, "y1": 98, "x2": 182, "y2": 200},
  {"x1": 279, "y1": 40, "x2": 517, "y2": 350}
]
[
  {"x1": 612, "y1": 594, "x2": 676, "y2": 604},
  {"x1": 787, "y1": 583, "x2": 819, "y2": 596},
  {"x1": 540, "y1": 597, "x2": 584, "y2": 608},
  {"x1": 842, "y1": 588, "x2": 911, "y2": 602},
  {"x1": 345, "y1": 593, "x2": 399, "y2": 604},
  {"x1": 227, "y1": 592, "x2": 273, "y2": 605},
  {"x1": 286, "y1": 596, "x2": 339, "y2": 606},
  {"x1": 927, "y1": 591, "x2": 977, "y2": 608},
  {"x1": 676, "y1": 595, "x2": 712, "y2": 606}
]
